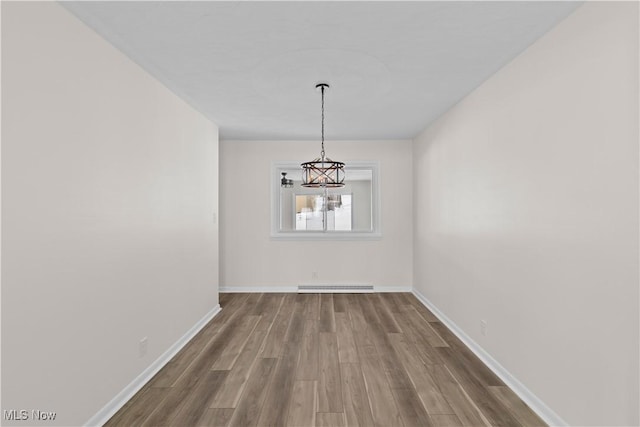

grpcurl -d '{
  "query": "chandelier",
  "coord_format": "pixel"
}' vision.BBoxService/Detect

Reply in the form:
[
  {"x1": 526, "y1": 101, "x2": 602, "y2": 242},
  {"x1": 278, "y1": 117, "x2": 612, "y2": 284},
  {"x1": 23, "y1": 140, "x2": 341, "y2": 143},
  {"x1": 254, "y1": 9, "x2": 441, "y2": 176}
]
[{"x1": 301, "y1": 83, "x2": 345, "y2": 188}]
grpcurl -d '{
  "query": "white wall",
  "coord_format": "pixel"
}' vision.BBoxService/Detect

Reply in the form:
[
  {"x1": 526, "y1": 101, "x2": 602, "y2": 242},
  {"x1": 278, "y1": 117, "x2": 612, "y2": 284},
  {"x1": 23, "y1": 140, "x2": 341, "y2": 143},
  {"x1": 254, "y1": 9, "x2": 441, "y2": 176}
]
[
  {"x1": 220, "y1": 139, "x2": 412, "y2": 290},
  {"x1": 413, "y1": 2, "x2": 639, "y2": 426},
  {"x1": 1, "y1": 3, "x2": 219, "y2": 425}
]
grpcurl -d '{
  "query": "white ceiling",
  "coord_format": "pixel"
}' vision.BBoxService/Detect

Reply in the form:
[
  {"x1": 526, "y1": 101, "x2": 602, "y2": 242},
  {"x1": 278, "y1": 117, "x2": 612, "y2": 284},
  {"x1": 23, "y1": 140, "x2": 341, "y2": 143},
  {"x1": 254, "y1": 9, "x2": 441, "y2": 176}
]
[{"x1": 63, "y1": 1, "x2": 581, "y2": 141}]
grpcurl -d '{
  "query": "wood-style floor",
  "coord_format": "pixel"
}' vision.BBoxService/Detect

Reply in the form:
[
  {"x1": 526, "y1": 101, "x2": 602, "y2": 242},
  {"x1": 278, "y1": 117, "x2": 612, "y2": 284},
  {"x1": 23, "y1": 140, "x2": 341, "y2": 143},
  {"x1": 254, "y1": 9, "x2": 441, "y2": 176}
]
[{"x1": 106, "y1": 293, "x2": 545, "y2": 427}]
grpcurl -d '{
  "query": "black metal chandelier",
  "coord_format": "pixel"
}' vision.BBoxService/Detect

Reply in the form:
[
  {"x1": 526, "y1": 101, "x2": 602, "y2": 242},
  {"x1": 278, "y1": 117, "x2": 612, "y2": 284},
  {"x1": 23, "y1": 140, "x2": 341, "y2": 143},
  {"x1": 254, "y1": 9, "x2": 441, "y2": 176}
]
[{"x1": 301, "y1": 83, "x2": 345, "y2": 188}]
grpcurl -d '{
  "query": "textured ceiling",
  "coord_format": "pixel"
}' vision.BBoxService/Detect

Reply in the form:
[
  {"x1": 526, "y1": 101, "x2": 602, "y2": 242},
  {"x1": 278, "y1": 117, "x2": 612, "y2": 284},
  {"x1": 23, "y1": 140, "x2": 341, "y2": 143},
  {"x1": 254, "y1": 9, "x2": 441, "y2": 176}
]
[{"x1": 63, "y1": 1, "x2": 582, "y2": 140}]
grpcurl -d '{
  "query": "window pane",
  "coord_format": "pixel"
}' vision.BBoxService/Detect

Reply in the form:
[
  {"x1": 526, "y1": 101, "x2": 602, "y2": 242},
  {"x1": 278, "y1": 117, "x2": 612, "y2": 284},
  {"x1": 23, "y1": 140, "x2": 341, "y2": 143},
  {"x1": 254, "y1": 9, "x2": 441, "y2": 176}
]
[
  {"x1": 334, "y1": 194, "x2": 352, "y2": 231},
  {"x1": 294, "y1": 194, "x2": 353, "y2": 231}
]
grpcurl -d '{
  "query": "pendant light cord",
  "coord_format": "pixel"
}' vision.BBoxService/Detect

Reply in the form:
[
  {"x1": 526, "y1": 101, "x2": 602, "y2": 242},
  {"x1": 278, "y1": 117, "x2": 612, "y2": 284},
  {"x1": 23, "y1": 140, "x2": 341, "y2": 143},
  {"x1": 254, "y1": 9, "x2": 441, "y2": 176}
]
[{"x1": 320, "y1": 85, "x2": 325, "y2": 161}]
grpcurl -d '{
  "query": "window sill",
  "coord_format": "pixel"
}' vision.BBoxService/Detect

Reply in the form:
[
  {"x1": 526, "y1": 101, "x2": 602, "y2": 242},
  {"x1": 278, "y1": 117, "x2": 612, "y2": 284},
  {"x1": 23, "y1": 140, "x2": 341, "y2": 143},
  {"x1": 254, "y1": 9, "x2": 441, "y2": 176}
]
[{"x1": 270, "y1": 231, "x2": 382, "y2": 241}]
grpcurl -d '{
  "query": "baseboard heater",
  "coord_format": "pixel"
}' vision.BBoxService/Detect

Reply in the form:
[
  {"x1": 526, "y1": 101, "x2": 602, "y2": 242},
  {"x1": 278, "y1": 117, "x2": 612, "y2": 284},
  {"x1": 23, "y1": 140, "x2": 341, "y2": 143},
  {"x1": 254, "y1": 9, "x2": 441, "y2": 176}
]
[{"x1": 297, "y1": 284, "x2": 374, "y2": 293}]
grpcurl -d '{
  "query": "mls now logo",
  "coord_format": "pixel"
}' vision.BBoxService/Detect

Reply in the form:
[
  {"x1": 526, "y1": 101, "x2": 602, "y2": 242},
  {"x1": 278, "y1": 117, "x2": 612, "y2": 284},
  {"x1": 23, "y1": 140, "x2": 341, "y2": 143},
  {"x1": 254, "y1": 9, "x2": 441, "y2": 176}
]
[{"x1": 4, "y1": 409, "x2": 57, "y2": 421}]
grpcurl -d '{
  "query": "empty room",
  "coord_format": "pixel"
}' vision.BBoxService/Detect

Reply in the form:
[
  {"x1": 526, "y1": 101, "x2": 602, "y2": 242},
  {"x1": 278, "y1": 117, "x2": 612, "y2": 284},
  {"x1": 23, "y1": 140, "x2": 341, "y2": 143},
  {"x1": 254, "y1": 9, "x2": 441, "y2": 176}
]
[{"x1": 2, "y1": 1, "x2": 638, "y2": 426}]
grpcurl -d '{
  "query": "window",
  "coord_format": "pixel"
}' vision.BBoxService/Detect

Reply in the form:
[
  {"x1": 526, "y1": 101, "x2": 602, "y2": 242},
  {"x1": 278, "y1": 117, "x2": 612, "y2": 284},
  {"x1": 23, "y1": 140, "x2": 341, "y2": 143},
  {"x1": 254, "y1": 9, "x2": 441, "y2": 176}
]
[
  {"x1": 271, "y1": 161, "x2": 381, "y2": 240},
  {"x1": 295, "y1": 194, "x2": 352, "y2": 231}
]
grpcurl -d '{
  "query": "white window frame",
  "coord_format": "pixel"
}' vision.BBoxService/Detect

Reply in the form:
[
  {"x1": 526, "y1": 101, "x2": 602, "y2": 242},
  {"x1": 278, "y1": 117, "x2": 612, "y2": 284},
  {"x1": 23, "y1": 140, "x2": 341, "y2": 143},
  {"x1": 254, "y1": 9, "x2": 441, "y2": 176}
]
[{"x1": 271, "y1": 161, "x2": 381, "y2": 240}]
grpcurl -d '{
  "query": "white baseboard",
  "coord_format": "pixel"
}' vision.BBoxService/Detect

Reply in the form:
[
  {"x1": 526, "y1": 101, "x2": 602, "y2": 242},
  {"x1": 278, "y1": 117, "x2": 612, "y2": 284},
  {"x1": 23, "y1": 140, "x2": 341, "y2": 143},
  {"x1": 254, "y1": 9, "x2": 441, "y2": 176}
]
[
  {"x1": 85, "y1": 304, "x2": 222, "y2": 426},
  {"x1": 376, "y1": 285, "x2": 412, "y2": 292},
  {"x1": 411, "y1": 289, "x2": 567, "y2": 427},
  {"x1": 219, "y1": 286, "x2": 297, "y2": 293},
  {"x1": 299, "y1": 284, "x2": 373, "y2": 293},
  {"x1": 220, "y1": 285, "x2": 412, "y2": 293}
]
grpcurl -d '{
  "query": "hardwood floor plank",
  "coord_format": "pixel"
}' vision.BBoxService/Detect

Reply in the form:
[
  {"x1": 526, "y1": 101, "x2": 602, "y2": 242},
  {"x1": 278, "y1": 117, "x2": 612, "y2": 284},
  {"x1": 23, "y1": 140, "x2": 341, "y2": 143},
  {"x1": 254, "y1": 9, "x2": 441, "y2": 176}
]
[
  {"x1": 105, "y1": 387, "x2": 166, "y2": 427},
  {"x1": 205, "y1": 293, "x2": 250, "y2": 338},
  {"x1": 296, "y1": 319, "x2": 319, "y2": 380},
  {"x1": 431, "y1": 414, "x2": 465, "y2": 427},
  {"x1": 228, "y1": 358, "x2": 278, "y2": 427},
  {"x1": 387, "y1": 333, "x2": 453, "y2": 415},
  {"x1": 402, "y1": 306, "x2": 449, "y2": 347},
  {"x1": 211, "y1": 315, "x2": 260, "y2": 370},
  {"x1": 391, "y1": 386, "x2": 434, "y2": 427},
  {"x1": 429, "y1": 365, "x2": 489, "y2": 427},
  {"x1": 412, "y1": 337, "x2": 445, "y2": 365},
  {"x1": 336, "y1": 312, "x2": 358, "y2": 364},
  {"x1": 391, "y1": 308, "x2": 443, "y2": 366},
  {"x1": 217, "y1": 292, "x2": 249, "y2": 311},
  {"x1": 210, "y1": 317, "x2": 271, "y2": 408},
  {"x1": 316, "y1": 412, "x2": 347, "y2": 427},
  {"x1": 152, "y1": 293, "x2": 249, "y2": 388},
  {"x1": 252, "y1": 293, "x2": 285, "y2": 319},
  {"x1": 286, "y1": 380, "x2": 317, "y2": 427},
  {"x1": 197, "y1": 408, "x2": 235, "y2": 427},
  {"x1": 257, "y1": 301, "x2": 306, "y2": 426},
  {"x1": 379, "y1": 293, "x2": 404, "y2": 313},
  {"x1": 238, "y1": 292, "x2": 265, "y2": 317},
  {"x1": 317, "y1": 332, "x2": 344, "y2": 412},
  {"x1": 260, "y1": 293, "x2": 297, "y2": 357},
  {"x1": 403, "y1": 293, "x2": 440, "y2": 322},
  {"x1": 219, "y1": 292, "x2": 233, "y2": 306},
  {"x1": 141, "y1": 382, "x2": 194, "y2": 427},
  {"x1": 257, "y1": 355, "x2": 299, "y2": 425},
  {"x1": 488, "y1": 386, "x2": 546, "y2": 427},
  {"x1": 367, "y1": 325, "x2": 413, "y2": 389},
  {"x1": 340, "y1": 363, "x2": 375, "y2": 427},
  {"x1": 333, "y1": 293, "x2": 348, "y2": 313},
  {"x1": 430, "y1": 322, "x2": 504, "y2": 386},
  {"x1": 302, "y1": 293, "x2": 320, "y2": 321},
  {"x1": 147, "y1": 362, "x2": 183, "y2": 389},
  {"x1": 346, "y1": 294, "x2": 375, "y2": 349},
  {"x1": 247, "y1": 293, "x2": 267, "y2": 315},
  {"x1": 390, "y1": 292, "x2": 412, "y2": 310},
  {"x1": 169, "y1": 370, "x2": 228, "y2": 427},
  {"x1": 370, "y1": 294, "x2": 402, "y2": 333},
  {"x1": 359, "y1": 345, "x2": 404, "y2": 427},
  {"x1": 437, "y1": 345, "x2": 503, "y2": 388},
  {"x1": 436, "y1": 347, "x2": 519, "y2": 426},
  {"x1": 254, "y1": 294, "x2": 286, "y2": 356},
  {"x1": 319, "y1": 293, "x2": 336, "y2": 332},
  {"x1": 358, "y1": 293, "x2": 382, "y2": 325},
  {"x1": 168, "y1": 312, "x2": 244, "y2": 390}
]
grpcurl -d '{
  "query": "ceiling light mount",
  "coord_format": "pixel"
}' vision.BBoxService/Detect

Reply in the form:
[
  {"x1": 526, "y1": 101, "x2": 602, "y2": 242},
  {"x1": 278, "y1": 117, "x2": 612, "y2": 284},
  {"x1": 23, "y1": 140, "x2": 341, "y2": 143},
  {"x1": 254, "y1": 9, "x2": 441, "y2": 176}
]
[
  {"x1": 302, "y1": 82, "x2": 345, "y2": 188},
  {"x1": 315, "y1": 82, "x2": 330, "y2": 92}
]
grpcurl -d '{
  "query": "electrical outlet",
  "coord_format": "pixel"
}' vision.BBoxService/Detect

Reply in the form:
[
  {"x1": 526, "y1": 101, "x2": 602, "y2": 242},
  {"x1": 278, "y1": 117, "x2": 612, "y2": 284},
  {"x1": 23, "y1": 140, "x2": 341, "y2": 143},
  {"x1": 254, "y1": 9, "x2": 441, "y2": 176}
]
[
  {"x1": 139, "y1": 337, "x2": 148, "y2": 358},
  {"x1": 480, "y1": 320, "x2": 487, "y2": 336}
]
